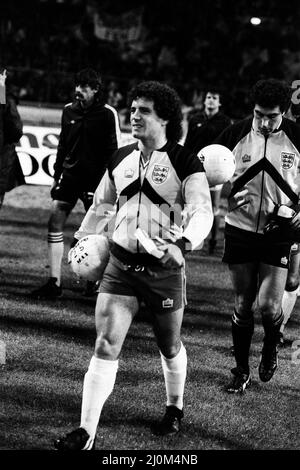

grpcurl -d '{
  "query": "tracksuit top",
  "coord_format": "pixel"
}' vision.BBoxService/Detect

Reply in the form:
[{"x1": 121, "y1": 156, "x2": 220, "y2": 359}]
[
  {"x1": 75, "y1": 140, "x2": 213, "y2": 256},
  {"x1": 215, "y1": 117, "x2": 300, "y2": 234},
  {"x1": 53, "y1": 98, "x2": 121, "y2": 187},
  {"x1": 185, "y1": 110, "x2": 232, "y2": 154}
]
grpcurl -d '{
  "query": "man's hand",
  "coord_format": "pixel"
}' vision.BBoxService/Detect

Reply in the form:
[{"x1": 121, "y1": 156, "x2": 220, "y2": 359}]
[
  {"x1": 0, "y1": 69, "x2": 6, "y2": 104},
  {"x1": 228, "y1": 188, "x2": 250, "y2": 212},
  {"x1": 50, "y1": 179, "x2": 58, "y2": 191},
  {"x1": 159, "y1": 244, "x2": 184, "y2": 269},
  {"x1": 50, "y1": 179, "x2": 59, "y2": 198},
  {"x1": 289, "y1": 211, "x2": 300, "y2": 230},
  {"x1": 0, "y1": 69, "x2": 7, "y2": 86}
]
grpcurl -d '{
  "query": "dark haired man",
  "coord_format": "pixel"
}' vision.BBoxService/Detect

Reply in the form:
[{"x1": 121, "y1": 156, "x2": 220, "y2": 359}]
[
  {"x1": 216, "y1": 79, "x2": 300, "y2": 393},
  {"x1": 0, "y1": 69, "x2": 24, "y2": 210},
  {"x1": 54, "y1": 81, "x2": 213, "y2": 450},
  {"x1": 31, "y1": 68, "x2": 120, "y2": 299},
  {"x1": 185, "y1": 89, "x2": 232, "y2": 254}
]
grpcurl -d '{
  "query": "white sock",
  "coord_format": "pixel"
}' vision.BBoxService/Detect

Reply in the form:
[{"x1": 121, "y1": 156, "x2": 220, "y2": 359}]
[
  {"x1": 48, "y1": 232, "x2": 64, "y2": 285},
  {"x1": 80, "y1": 356, "x2": 118, "y2": 441},
  {"x1": 280, "y1": 286, "x2": 299, "y2": 333},
  {"x1": 160, "y1": 342, "x2": 187, "y2": 410}
]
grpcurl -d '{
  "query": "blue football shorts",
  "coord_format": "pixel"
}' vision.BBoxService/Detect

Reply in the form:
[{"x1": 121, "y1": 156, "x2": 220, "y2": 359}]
[
  {"x1": 51, "y1": 171, "x2": 95, "y2": 209},
  {"x1": 99, "y1": 254, "x2": 187, "y2": 314},
  {"x1": 222, "y1": 224, "x2": 293, "y2": 269}
]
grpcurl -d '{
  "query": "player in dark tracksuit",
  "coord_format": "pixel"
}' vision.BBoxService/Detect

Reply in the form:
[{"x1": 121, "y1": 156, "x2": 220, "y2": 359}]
[{"x1": 31, "y1": 68, "x2": 120, "y2": 299}]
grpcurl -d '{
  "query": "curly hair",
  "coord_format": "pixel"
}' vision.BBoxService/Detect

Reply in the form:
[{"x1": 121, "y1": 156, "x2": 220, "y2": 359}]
[
  {"x1": 204, "y1": 87, "x2": 224, "y2": 101},
  {"x1": 128, "y1": 81, "x2": 183, "y2": 142},
  {"x1": 250, "y1": 78, "x2": 291, "y2": 113},
  {"x1": 75, "y1": 68, "x2": 102, "y2": 90}
]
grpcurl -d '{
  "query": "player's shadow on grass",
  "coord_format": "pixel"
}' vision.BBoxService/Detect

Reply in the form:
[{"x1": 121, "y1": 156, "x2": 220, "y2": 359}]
[
  {"x1": 0, "y1": 251, "x2": 28, "y2": 260},
  {"x1": 0, "y1": 313, "x2": 95, "y2": 344},
  {"x1": 183, "y1": 311, "x2": 231, "y2": 330},
  {"x1": 0, "y1": 310, "x2": 165, "y2": 358},
  {"x1": 96, "y1": 402, "x2": 256, "y2": 451},
  {"x1": 0, "y1": 216, "x2": 48, "y2": 230},
  {"x1": 186, "y1": 253, "x2": 224, "y2": 265},
  {"x1": 187, "y1": 284, "x2": 233, "y2": 303},
  {"x1": 184, "y1": 423, "x2": 255, "y2": 450}
]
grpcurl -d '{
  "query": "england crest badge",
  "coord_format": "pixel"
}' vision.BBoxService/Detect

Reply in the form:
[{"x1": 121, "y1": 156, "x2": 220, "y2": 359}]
[
  {"x1": 152, "y1": 164, "x2": 169, "y2": 184},
  {"x1": 281, "y1": 152, "x2": 295, "y2": 170}
]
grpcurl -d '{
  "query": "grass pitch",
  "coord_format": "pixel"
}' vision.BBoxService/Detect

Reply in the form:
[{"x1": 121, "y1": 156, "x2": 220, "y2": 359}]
[{"x1": 0, "y1": 185, "x2": 299, "y2": 451}]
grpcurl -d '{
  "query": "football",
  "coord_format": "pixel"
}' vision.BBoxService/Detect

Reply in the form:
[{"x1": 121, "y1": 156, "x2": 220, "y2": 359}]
[
  {"x1": 198, "y1": 144, "x2": 235, "y2": 187},
  {"x1": 69, "y1": 234, "x2": 110, "y2": 281}
]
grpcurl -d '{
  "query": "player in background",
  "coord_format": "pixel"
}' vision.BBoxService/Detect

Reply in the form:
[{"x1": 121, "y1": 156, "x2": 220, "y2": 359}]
[
  {"x1": 0, "y1": 69, "x2": 24, "y2": 210},
  {"x1": 216, "y1": 79, "x2": 300, "y2": 393},
  {"x1": 54, "y1": 80, "x2": 213, "y2": 450},
  {"x1": 31, "y1": 68, "x2": 120, "y2": 299},
  {"x1": 278, "y1": 101, "x2": 300, "y2": 346},
  {"x1": 184, "y1": 88, "x2": 231, "y2": 254}
]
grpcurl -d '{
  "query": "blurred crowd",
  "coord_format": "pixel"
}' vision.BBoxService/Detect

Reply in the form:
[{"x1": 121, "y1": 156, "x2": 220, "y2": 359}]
[{"x1": 1, "y1": 0, "x2": 300, "y2": 120}]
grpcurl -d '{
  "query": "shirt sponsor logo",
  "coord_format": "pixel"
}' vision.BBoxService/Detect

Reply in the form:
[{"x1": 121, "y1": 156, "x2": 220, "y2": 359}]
[
  {"x1": 281, "y1": 152, "x2": 295, "y2": 170},
  {"x1": 124, "y1": 169, "x2": 134, "y2": 178},
  {"x1": 152, "y1": 165, "x2": 169, "y2": 184},
  {"x1": 280, "y1": 256, "x2": 288, "y2": 265},
  {"x1": 162, "y1": 298, "x2": 174, "y2": 308},
  {"x1": 242, "y1": 154, "x2": 251, "y2": 163}
]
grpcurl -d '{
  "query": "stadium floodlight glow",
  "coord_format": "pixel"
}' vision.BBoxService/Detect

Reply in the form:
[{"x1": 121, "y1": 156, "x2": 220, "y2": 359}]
[{"x1": 250, "y1": 17, "x2": 262, "y2": 25}]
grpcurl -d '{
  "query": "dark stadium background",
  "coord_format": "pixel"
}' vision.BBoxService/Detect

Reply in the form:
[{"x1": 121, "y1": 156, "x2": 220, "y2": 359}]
[
  {"x1": 1, "y1": 0, "x2": 300, "y2": 120},
  {"x1": 1, "y1": 0, "x2": 300, "y2": 452}
]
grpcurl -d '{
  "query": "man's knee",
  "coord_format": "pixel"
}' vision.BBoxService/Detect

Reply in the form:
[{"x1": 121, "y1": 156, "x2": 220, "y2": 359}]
[
  {"x1": 285, "y1": 275, "x2": 300, "y2": 292},
  {"x1": 48, "y1": 201, "x2": 71, "y2": 231},
  {"x1": 157, "y1": 337, "x2": 182, "y2": 359},
  {"x1": 257, "y1": 300, "x2": 280, "y2": 319},
  {"x1": 232, "y1": 308, "x2": 254, "y2": 325},
  {"x1": 94, "y1": 335, "x2": 121, "y2": 360},
  {"x1": 235, "y1": 298, "x2": 255, "y2": 319},
  {"x1": 48, "y1": 215, "x2": 65, "y2": 232}
]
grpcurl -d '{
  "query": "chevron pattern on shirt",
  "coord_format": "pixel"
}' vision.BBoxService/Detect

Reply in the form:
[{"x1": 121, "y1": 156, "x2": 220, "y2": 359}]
[{"x1": 230, "y1": 158, "x2": 298, "y2": 204}]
